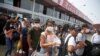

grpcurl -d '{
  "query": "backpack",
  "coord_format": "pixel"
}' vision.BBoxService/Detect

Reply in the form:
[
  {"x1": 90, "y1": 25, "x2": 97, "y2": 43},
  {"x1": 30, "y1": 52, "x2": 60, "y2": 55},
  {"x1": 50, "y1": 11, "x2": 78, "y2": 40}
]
[
  {"x1": 78, "y1": 33, "x2": 92, "y2": 56},
  {"x1": 62, "y1": 36, "x2": 71, "y2": 56}
]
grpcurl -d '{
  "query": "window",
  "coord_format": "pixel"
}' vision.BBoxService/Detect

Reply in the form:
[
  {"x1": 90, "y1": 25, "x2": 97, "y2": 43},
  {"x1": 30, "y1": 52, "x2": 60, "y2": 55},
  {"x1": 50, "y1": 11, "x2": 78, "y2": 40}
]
[
  {"x1": 59, "y1": 12, "x2": 61, "y2": 19},
  {"x1": 34, "y1": 3, "x2": 39, "y2": 12},
  {"x1": 4, "y1": 0, "x2": 13, "y2": 5},
  {"x1": 69, "y1": 17, "x2": 75, "y2": 22},
  {"x1": 66, "y1": 15, "x2": 69, "y2": 21},
  {"x1": 63, "y1": 14, "x2": 65, "y2": 20},
  {"x1": 76, "y1": 20, "x2": 77, "y2": 23},
  {"x1": 70, "y1": 17, "x2": 72, "y2": 22},
  {"x1": 68, "y1": 17, "x2": 70, "y2": 21},
  {"x1": 39, "y1": 4, "x2": 44, "y2": 13},
  {"x1": 57, "y1": 11, "x2": 60, "y2": 18},
  {"x1": 75, "y1": 19, "x2": 76, "y2": 23},
  {"x1": 13, "y1": 0, "x2": 21, "y2": 7},
  {"x1": 43, "y1": 6, "x2": 47, "y2": 15},
  {"x1": 34, "y1": 3, "x2": 44, "y2": 13},
  {"x1": 20, "y1": 0, "x2": 33, "y2": 11},
  {"x1": 61, "y1": 13, "x2": 64, "y2": 20},
  {"x1": 47, "y1": 8, "x2": 54, "y2": 16},
  {"x1": 54, "y1": 10, "x2": 60, "y2": 18}
]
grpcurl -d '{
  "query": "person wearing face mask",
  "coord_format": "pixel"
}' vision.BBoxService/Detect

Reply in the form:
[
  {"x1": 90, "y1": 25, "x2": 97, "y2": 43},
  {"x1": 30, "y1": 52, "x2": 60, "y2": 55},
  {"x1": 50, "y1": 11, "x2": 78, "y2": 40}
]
[
  {"x1": 4, "y1": 17, "x2": 19, "y2": 56},
  {"x1": 91, "y1": 29, "x2": 100, "y2": 45},
  {"x1": 38, "y1": 20, "x2": 55, "y2": 56},
  {"x1": 91, "y1": 29, "x2": 100, "y2": 56},
  {"x1": 76, "y1": 24, "x2": 91, "y2": 56},
  {"x1": 40, "y1": 26, "x2": 61, "y2": 56}
]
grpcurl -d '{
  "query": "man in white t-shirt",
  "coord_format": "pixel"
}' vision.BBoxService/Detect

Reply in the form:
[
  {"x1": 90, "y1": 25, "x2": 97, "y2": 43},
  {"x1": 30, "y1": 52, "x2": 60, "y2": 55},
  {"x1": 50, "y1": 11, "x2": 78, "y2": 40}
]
[
  {"x1": 76, "y1": 24, "x2": 90, "y2": 56},
  {"x1": 65, "y1": 33, "x2": 71, "y2": 43},
  {"x1": 91, "y1": 29, "x2": 100, "y2": 56},
  {"x1": 66, "y1": 26, "x2": 82, "y2": 56},
  {"x1": 91, "y1": 29, "x2": 100, "y2": 44},
  {"x1": 65, "y1": 27, "x2": 74, "y2": 44},
  {"x1": 76, "y1": 33, "x2": 86, "y2": 56}
]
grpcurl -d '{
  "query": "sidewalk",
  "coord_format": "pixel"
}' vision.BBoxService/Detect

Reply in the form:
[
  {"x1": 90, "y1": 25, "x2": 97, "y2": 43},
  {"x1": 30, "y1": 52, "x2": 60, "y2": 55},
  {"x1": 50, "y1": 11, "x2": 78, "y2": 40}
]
[
  {"x1": 0, "y1": 43, "x2": 17, "y2": 56},
  {"x1": 0, "y1": 45, "x2": 5, "y2": 56}
]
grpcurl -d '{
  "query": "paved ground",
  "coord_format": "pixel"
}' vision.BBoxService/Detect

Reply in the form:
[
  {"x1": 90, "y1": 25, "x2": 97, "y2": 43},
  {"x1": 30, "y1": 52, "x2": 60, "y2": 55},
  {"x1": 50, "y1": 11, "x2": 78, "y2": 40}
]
[
  {"x1": 0, "y1": 35, "x2": 92, "y2": 56},
  {"x1": 0, "y1": 45, "x2": 5, "y2": 56},
  {"x1": 0, "y1": 43, "x2": 17, "y2": 56}
]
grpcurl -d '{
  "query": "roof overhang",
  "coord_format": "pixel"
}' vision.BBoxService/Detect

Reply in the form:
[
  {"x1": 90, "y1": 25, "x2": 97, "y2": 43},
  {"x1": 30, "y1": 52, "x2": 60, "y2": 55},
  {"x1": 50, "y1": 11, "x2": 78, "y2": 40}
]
[{"x1": 42, "y1": 0, "x2": 92, "y2": 24}]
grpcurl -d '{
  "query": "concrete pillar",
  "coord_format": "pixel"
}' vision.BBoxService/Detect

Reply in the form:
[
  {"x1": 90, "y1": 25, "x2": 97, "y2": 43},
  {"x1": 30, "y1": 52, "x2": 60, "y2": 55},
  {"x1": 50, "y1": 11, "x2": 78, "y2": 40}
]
[
  {"x1": 32, "y1": 0, "x2": 36, "y2": 18},
  {"x1": 53, "y1": 7, "x2": 55, "y2": 17}
]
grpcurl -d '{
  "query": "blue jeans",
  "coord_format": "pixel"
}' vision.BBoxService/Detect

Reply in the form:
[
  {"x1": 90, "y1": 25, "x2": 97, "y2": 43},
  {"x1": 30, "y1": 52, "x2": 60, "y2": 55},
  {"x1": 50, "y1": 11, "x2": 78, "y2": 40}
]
[
  {"x1": 5, "y1": 38, "x2": 13, "y2": 56},
  {"x1": 47, "y1": 47, "x2": 56, "y2": 56},
  {"x1": 40, "y1": 48, "x2": 46, "y2": 54},
  {"x1": 28, "y1": 48, "x2": 46, "y2": 56}
]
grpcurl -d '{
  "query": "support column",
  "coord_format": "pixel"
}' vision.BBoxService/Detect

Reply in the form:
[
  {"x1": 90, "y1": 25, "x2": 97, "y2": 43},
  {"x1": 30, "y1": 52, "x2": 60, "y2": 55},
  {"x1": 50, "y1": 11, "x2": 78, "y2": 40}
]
[
  {"x1": 53, "y1": 7, "x2": 55, "y2": 17},
  {"x1": 32, "y1": 0, "x2": 36, "y2": 18}
]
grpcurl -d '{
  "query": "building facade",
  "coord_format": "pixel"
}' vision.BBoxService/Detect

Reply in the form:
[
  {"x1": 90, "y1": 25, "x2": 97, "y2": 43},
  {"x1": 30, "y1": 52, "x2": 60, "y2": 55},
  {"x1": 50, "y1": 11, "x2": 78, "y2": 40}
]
[
  {"x1": 93, "y1": 24, "x2": 100, "y2": 29},
  {"x1": 0, "y1": 0, "x2": 92, "y2": 26}
]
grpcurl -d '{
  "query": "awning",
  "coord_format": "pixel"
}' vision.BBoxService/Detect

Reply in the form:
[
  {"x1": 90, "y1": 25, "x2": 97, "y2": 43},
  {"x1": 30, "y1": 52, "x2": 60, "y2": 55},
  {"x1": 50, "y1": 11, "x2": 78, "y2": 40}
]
[{"x1": 43, "y1": 0, "x2": 92, "y2": 24}]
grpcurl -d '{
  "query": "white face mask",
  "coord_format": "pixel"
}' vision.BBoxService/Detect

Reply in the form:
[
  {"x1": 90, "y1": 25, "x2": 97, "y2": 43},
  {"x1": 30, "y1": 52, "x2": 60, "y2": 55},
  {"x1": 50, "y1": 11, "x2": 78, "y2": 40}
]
[
  {"x1": 85, "y1": 29, "x2": 90, "y2": 33},
  {"x1": 45, "y1": 26, "x2": 54, "y2": 33}
]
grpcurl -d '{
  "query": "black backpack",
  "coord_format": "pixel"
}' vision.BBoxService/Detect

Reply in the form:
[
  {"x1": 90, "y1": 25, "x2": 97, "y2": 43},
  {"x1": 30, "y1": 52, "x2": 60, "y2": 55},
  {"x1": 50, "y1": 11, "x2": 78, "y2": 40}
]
[
  {"x1": 62, "y1": 36, "x2": 71, "y2": 56},
  {"x1": 77, "y1": 33, "x2": 92, "y2": 56},
  {"x1": 80, "y1": 33, "x2": 92, "y2": 56}
]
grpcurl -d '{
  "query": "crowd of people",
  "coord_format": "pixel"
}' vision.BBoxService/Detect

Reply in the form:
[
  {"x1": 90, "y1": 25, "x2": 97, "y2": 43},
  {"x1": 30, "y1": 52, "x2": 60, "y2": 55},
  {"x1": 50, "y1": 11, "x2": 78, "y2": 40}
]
[{"x1": 0, "y1": 13, "x2": 100, "y2": 56}]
